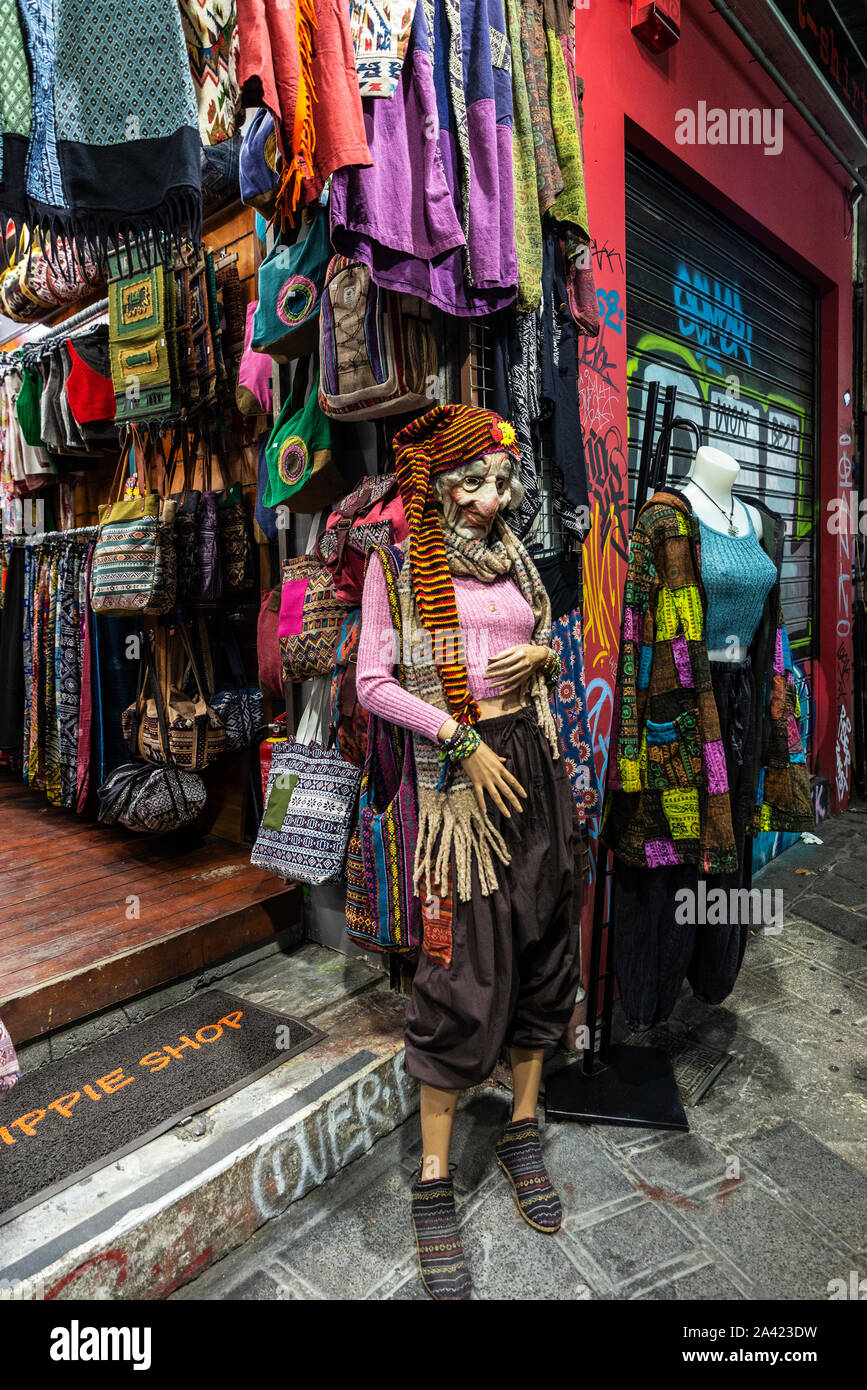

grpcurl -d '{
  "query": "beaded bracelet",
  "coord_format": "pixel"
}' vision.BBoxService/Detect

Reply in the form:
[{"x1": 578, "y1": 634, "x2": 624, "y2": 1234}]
[
  {"x1": 541, "y1": 646, "x2": 561, "y2": 692},
  {"x1": 436, "y1": 723, "x2": 482, "y2": 792}
]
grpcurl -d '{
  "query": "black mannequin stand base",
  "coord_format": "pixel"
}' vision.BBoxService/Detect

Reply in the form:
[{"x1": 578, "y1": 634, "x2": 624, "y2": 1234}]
[{"x1": 544, "y1": 1044, "x2": 689, "y2": 1130}]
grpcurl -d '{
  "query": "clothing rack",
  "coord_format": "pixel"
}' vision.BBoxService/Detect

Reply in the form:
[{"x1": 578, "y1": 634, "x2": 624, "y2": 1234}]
[
  {"x1": 17, "y1": 525, "x2": 100, "y2": 546},
  {"x1": 0, "y1": 297, "x2": 110, "y2": 368},
  {"x1": 545, "y1": 385, "x2": 701, "y2": 1131}
]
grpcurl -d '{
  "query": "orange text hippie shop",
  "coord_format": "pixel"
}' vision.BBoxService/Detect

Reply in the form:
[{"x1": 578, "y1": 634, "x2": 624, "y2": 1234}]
[{"x1": 0, "y1": 1010, "x2": 245, "y2": 1146}]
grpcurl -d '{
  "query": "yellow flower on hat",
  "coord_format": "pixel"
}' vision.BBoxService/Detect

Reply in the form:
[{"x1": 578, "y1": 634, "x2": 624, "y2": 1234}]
[{"x1": 492, "y1": 418, "x2": 517, "y2": 449}]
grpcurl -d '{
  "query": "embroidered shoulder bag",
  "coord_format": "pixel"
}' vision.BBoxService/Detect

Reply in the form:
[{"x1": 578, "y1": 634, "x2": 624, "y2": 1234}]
[
  {"x1": 90, "y1": 425, "x2": 178, "y2": 616},
  {"x1": 350, "y1": 545, "x2": 421, "y2": 955}
]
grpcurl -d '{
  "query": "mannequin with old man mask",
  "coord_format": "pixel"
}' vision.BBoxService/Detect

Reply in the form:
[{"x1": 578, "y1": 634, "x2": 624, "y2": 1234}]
[{"x1": 356, "y1": 403, "x2": 584, "y2": 1300}]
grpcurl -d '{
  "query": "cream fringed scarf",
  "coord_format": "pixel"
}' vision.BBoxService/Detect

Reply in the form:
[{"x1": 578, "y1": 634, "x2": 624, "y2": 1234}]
[{"x1": 395, "y1": 514, "x2": 559, "y2": 905}]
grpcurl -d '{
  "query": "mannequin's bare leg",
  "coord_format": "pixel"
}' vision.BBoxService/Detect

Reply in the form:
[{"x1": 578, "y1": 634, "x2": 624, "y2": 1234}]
[
  {"x1": 509, "y1": 1046, "x2": 544, "y2": 1120},
  {"x1": 420, "y1": 1082, "x2": 460, "y2": 1179}
]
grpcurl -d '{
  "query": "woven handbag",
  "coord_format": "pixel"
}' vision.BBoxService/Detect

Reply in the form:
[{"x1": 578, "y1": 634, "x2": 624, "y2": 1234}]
[
  {"x1": 252, "y1": 208, "x2": 332, "y2": 362},
  {"x1": 318, "y1": 256, "x2": 436, "y2": 420},
  {"x1": 123, "y1": 624, "x2": 227, "y2": 770},
  {"x1": 344, "y1": 826, "x2": 382, "y2": 954},
  {"x1": 257, "y1": 586, "x2": 283, "y2": 696},
  {"x1": 315, "y1": 472, "x2": 408, "y2": 605},
  {"x1": 215, "y1": 439, "x2": 254, "y2": 593},
  {"x1": 279, "y1": 514, "x2": 353, "y2": 684},
  {"x1": 207, "y1": 613, "x2": 265, "y2": 751},
  {"x1": 262, "y1": 356, "x2": 343, "y2": 513},
  {"x1": 167, "y1": 427, "x2": 202, "y2": 602},
  {"x1": 196, "y1": 441, "x2": 224, "y2": 602},
  {"x1": 90, "y1": 426, "x2": 177, "y2": 616},
  {"x1": 251, "y1": 680, "x2": 361, "y2": 886},
  {"x1": 350, "y1": 545, "x2": 421, "y2": 955},
  {"x1": 99, "y1": 636, "x2": 206, "y2": 833}
]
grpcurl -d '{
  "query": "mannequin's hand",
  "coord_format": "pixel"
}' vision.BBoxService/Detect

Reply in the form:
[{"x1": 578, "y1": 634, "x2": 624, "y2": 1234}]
[
  {"x1": 484, "y1": 643, "x2": 549, "y2": 694},
  {"x1": 462, "y1": 740, "x2": 527, "y2": 818}
]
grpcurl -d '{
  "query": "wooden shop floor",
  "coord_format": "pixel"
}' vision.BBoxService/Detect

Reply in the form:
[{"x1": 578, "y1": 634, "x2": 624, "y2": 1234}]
[{"x1": 0, "y1": 779, "x2": 300, "y2": 1045}]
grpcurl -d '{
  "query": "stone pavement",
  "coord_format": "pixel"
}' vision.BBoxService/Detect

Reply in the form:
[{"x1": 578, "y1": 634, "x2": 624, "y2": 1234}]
[{"x1": 173, "y1": 809, "x2": 867, "y2": 1301}]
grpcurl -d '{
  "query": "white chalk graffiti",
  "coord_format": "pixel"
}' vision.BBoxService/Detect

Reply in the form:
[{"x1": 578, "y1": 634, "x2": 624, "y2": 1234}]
[
  {"x1": 835, "y1": 704, "x2": 852, "y2": 803},
  {"x1": 251, "y1": 1058, "x2": 417, "y2": 1220}
]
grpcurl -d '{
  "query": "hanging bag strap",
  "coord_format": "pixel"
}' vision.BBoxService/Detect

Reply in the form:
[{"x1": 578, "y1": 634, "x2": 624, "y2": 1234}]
[
  {"x1": 165, "y1": 427, "x2": 188, "y2": 498},
  {"x1": 126, "y1": 634, "x2": 149, "y2": 760},
  {"x1": 103, "y1": 427, "x2": 136, "y2": 518},
  {"x1": 295, "y1": 677, "x2": 331, "y2": 747},
  {"x1": 175, "y1": 618, "x2": 212, "y2": 704},
  {"x1": 141, "y1": 629, "x2": 193, "y2": 820},
  {"x1": 129, "y1": 423, "x2": 152, "y2": 497},
  {"x1": 151, "y1": 429, "x2": 168, "y2": 498},
  {"x1": 182, "y1": 424, "x2": 201, "y2": 493},
  {"x1": 213, "y1": 429, "x2": 232, "y2": 493},
  {"x1": 196, "y1": 612, "x2": 217, "y2": 695}
]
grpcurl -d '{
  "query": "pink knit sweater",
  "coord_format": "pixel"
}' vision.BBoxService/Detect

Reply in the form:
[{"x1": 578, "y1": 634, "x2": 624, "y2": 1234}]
[{"x1": 356, "y1": 551, "x2": 536, "y2": 743}]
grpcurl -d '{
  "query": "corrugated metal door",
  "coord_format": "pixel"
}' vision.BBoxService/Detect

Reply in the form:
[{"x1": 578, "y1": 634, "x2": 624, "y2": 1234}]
[{"x1": 625, "y1": 148, "x2": 818, "y2": 751}]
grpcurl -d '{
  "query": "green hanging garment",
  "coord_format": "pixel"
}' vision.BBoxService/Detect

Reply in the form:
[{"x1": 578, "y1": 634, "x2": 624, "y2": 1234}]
[{"x1": 15, "y1": 364, "x2": 45, "y2": 447}]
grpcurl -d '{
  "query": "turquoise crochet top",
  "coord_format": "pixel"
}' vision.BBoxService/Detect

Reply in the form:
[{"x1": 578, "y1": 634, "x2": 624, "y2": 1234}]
[{"x1": 698, "y1": 512, "x2": 777, "y2": 651}]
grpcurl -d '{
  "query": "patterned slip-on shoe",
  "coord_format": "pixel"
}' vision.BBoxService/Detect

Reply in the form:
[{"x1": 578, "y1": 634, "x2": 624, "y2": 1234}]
[
  {"x1": 410, "y1": 1166, "x2": 473, "y2": 1300},
  {"x1": 495, "y1": 1116, "x2": 562, "y2": 1234}
]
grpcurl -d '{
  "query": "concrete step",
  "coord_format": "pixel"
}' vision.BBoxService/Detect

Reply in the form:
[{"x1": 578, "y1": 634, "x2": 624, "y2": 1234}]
[{"x1": 0, "y1": 944, "x2": 415, "y2": 1300}]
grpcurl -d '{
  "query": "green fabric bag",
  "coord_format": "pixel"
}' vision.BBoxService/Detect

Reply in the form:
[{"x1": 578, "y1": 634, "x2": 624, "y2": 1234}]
[
  {"x1": 263, "y1": 364, "x2": 342, "y2": 513},
  {"x1": 108, "y1": 243, "x2": 176, "y2": 425}
]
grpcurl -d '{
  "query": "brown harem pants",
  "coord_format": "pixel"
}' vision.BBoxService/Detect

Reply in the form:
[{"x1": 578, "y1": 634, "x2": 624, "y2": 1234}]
[{"x1": 404, "y1": 706, "x2": 584, "y2": 1091}]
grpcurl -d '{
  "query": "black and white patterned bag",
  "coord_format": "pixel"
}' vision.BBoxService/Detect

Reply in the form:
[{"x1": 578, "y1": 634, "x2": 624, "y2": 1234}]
[{"x1": 251, "y1": 680, "x2": 360, "y2": 885}]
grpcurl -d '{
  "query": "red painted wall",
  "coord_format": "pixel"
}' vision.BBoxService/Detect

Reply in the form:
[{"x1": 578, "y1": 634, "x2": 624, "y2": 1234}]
[{"x1": 576, "y1": 0, "x2": 854, "y2": 821}]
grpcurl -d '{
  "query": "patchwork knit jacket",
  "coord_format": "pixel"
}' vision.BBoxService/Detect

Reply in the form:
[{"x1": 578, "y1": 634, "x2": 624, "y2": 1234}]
[{"x1": 601, "y1": 490, "x2": 812, "y2": 873}]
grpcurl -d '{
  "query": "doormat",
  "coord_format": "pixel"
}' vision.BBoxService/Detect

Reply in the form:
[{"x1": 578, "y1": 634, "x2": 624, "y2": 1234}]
[
  {"x1": 634, "y1": 1028, "x2": 731, "y2": 1106},
  {"x1": 0, "y1": 990, "x2": 324, "y2": 1227}
]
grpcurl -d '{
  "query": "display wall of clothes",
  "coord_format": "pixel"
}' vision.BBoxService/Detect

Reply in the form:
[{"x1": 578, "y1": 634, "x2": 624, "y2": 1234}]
[{"x1": 0, "y1": 530, "x2": 139, "y2": 813}]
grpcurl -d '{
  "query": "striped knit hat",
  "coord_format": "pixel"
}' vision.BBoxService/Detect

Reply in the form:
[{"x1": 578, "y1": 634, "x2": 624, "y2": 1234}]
[{"x1": 393, "y1": 403, "x2": 520, "y2": 726}]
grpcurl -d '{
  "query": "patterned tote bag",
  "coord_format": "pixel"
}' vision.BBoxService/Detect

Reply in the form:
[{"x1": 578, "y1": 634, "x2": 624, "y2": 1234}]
[
  {"x1": 90, "y1": 425, "x2": 177, "y2": 616},
  {"x1": 352, "y1": 545, "x2": 421, "y2": 954},
  {"x1": 251, "y1": 678, "x2": 361, "y2": 885},
  {"x1": 279, "y1": 513, "x2": 353, "y2": 683}
]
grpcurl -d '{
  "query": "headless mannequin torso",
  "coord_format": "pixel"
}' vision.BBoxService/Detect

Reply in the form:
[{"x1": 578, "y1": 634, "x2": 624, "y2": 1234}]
[{"x1": 674, "y1": 446, "x2": 764, "y2": 662}]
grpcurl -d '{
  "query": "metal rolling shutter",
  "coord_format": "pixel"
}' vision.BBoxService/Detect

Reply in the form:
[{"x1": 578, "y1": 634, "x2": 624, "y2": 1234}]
[{"x1": 625, "y1": 148, "x2": 818, "y2": 745}]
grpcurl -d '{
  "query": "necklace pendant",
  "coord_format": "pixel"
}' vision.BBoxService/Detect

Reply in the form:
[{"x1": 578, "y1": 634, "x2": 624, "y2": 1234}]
[{"x1": 728, "y1": 524, "x2": 738, "y2": 536}]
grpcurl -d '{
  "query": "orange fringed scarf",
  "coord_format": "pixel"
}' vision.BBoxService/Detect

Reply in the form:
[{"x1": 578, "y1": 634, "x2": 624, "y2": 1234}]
[{"x1": 237, "y1": 0, "x2": 372, "y2": 225}]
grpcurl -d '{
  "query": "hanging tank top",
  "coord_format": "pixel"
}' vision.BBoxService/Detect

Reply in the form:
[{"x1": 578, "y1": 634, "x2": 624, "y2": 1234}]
[
  {"x1": 698, "y1": 511, "x2": 777, "y2": 650},
  {"x1": 66, "y1": 337, "x2": 115, "y2": 424}
]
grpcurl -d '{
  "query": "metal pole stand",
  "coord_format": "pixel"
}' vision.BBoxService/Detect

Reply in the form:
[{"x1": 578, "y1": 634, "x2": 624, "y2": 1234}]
[
  {"x1": 546, "y1": 386, "x2": 703, "y2": 1131},
  {"x1": 545, "y1": 847, "x2": 688, "y2": 1129}
]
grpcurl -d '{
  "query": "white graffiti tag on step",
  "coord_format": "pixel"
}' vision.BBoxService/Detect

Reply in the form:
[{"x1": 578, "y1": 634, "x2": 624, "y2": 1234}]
[
  {"x1": 251, "y1": 1059, "x2": 417, "y2": 1220},
  {"x1": 835, "y1": 703, "x2": 852, "y2": 802}
]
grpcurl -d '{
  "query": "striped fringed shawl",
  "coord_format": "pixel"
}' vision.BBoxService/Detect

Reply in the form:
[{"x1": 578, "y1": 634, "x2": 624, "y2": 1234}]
[
  {"x1": 0, "y1": 0, "x2": 202, "y2": 275},
  {"x1": 393, "y1": 515, "x2": 559, "y2": 906}
]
